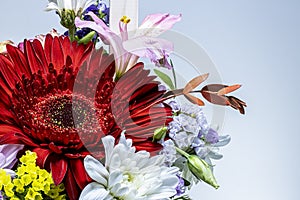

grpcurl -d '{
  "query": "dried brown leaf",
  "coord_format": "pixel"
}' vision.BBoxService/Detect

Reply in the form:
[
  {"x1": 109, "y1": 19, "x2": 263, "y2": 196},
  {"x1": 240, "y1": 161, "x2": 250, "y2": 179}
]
[
  {"x1": 184, "y1": 94, "x2": 205, "y2": 106},
  {"x1": 217, "y1": 84, "x2": 241, "y2": 96},
  {"x1": 183, "y1": 73, "x2": 209, "y2": 94}
]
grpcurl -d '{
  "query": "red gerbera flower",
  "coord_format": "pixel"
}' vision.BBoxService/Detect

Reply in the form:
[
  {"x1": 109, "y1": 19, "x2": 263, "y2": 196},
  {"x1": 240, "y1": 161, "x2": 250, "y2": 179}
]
[{"x1": 0, "y1": 35, "x2": 172, "y2": 199}]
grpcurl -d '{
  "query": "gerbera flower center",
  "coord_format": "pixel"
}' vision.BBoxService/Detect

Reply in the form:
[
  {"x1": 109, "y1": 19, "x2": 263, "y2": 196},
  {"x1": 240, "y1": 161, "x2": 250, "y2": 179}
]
[
  {"x1": 33, "y1": 93, "x2": 95, "y2": 129},
  {"x1": 13, "y1": 87, "x2": 103, "y2": 147}
]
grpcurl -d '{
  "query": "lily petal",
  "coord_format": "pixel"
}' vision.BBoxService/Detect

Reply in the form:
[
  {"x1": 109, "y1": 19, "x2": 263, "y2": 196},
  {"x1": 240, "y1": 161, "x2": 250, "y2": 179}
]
[
  {"x1": 137, "y1": 13, "x2": 182, "y2": 37},
  {"x1": 123, "y1": 37, "x2": 173, "y2": 58}
]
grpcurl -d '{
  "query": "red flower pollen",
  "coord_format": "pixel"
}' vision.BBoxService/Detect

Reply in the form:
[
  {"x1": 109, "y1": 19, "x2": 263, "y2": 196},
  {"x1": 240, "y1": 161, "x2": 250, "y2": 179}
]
[{"x1": 0, "y1": 35, "x2": 172, "y2": 199}]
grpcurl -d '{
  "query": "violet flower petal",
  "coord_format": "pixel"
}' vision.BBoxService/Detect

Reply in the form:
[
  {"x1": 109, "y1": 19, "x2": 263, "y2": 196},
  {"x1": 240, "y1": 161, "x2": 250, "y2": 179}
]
[{"x1": 0, "y1": 144, "x2": 24, "y2": 169}]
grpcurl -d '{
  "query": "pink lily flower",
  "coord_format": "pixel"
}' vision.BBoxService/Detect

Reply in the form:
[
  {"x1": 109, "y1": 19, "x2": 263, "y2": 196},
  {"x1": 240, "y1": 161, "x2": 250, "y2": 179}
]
[{"x1": 75, "y1": 12, "x2": 181, "y2": 78}]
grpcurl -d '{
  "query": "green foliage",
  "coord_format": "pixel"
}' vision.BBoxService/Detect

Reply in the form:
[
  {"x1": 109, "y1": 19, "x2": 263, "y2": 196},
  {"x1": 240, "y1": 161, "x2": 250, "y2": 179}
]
[{"x1": 154, "y1": 69, "x2": 175, "y2": 90}]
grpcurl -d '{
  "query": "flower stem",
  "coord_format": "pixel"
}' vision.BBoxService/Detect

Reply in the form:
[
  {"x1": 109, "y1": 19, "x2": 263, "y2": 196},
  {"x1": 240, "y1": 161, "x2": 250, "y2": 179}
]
[
  {"x1": 175, "y1": 147, "x2": 190, "y2": 158},
  {"x1": 68, "y1": 26, "x2": 76, "y2": 42}
]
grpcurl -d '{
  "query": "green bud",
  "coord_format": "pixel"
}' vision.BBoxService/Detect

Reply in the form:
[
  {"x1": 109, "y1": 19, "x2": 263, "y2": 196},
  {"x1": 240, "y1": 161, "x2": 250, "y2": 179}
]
[
  {"x1": 60, "y1": 9, "x2": 76, "y2": 29},
  {"x1": 78, "y1": 31, "x2": 96, "y2": 45},
  {"x1": 153, "y1": 126, "x2": 168, "y2": 141},
  {"x1": 187, "y1": 155, "x2": 219, "y2": 189}
]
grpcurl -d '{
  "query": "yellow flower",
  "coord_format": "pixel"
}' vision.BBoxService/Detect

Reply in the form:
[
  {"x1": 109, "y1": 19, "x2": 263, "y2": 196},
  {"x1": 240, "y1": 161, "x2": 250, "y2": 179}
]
[
  {"x1": 32, "y1": 180, "x2": 44, "y2": 191},
  {"x1": 13, "y1": 179, "x2": 25, "y2": 193},
  {"x1": 4, "y1": 182, "x2": 14, "y2": 197},
  {"x1": 0, "y1": 169, "x2": 11, "y2": 190},
  {"x1": 20, "y1": 151, "x2": 37, "y2": 165},
  {"x1": 37, "y1": 169, "x2": 50, "y2": 181},
  {"x1": 1, "y1": 151, "x2": 66, "y2": 199},
  {"x1": 43, "y1": 182, "x2": 51, "y2": 194},
  {"x1": 21, "y1": 174, "x2": 33, "y2": 186},
  {"x1": 16, "y1": 165, "x2": 26, "y2": 176},
  {"x1": 10, "y1": 197, "x2": 21, "y2": 200},
  {"x1": 25, "y1": 188, "x2": 42, "y2": 200}
]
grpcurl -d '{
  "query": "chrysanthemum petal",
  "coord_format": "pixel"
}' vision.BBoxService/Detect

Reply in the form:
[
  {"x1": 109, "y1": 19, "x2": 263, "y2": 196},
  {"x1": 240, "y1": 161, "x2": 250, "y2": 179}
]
[
  {"x1": 79, "y1": 182, "x2": 109, "y2": 200},
  {"x1": 102, "y1": 135, "x2": 115, "y2": 167},
  {"x1": 84, "y1": 155, "x2": 108, "y2": 185}
]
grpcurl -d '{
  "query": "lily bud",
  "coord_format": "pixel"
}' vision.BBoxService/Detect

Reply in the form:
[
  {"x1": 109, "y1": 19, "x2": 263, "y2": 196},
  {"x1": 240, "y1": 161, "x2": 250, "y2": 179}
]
[
  {"x1": 153, "y1": 126, "x2": 168, "y2": 141},
  {"x1": 78, "y1": 31, "x2": 96, "y2": 44},
  {"x1": 187, "y1": 155, "x2": 219, "y2": 189}
]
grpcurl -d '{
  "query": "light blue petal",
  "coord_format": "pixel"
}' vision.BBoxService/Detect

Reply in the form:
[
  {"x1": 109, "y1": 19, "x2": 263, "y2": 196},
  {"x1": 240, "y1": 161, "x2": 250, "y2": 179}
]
[{"x1": 214, "y1": 135, "x2": 231, "y2": 147}]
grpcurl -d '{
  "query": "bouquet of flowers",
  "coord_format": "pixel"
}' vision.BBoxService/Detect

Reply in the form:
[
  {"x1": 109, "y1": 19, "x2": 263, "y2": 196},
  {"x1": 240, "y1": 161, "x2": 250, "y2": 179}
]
[{"x1": 0, "y1": 0, "x2": 246, "y2": 199}]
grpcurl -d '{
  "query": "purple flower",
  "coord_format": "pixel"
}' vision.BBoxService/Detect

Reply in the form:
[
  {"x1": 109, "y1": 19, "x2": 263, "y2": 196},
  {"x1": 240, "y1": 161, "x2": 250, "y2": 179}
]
[
  {"x1": 175, "y1": 175, "x2": 186, "y2": 196},
  {"x1": 205, "y1": 128, "x2": 219, "y2": 144},
  {"x1": 160, "y1": 140, "x2": 177, "y2": 167},
  {"x1": 168, "y1": 100, "x2": 181, "y2": 113},
  {"x1": 0, "y1": 144, "x2": 24, "y2": 176}
]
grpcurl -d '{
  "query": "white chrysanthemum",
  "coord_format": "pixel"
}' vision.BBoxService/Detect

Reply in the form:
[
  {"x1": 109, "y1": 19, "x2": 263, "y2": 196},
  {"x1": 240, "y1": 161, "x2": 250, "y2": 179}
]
[
  {"x1": 45, "y1": 0, "x2": 96, "y2": 16},
  {"x1": 79, "y1": 133, "x2": 179, "y2": 200}
]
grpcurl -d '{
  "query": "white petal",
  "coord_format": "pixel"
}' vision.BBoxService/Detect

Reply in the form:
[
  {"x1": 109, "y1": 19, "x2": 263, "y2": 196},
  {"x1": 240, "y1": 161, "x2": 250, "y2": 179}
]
[
  {"x1": 108, "y1": 170, "x2": 123, "y2": 188},
  {"x1": 45, "y1": 2, "x2": 59, "y2": 11},
  {"x1": 102, "y1": 135, "x2": 115, "y2": 167},
  {"x1": 79, "y1": 182, "x2": 110, "y2": 200},
  {"x1": 84, "y1": 155, "x2": 108, "y2": 185}
]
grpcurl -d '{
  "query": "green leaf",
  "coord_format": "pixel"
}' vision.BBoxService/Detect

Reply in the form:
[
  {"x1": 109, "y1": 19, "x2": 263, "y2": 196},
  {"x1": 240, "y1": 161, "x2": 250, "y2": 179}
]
[{"x1": 154, "y1": 69, "x2": 175, "y2": 90}]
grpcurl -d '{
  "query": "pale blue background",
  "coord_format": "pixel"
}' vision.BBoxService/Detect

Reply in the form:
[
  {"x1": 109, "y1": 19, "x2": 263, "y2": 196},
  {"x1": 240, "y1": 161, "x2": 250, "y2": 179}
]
[{"x1": 1, "y1": 0, "x2": 299, "y2": 199}]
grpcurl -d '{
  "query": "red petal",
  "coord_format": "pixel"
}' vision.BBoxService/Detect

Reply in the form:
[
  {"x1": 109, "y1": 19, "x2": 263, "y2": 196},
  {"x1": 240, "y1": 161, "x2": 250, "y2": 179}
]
[
  {"x1": 64, "y1": 169, "x2": 80, "y2": 200},
  {"x1": 33, "y1": 148, "x2": 52, "y2": 168},
  {"x1": 32, "y1": 39, "x2": 48, "y2": 74},
  {"x1": 14, "y1": 132, "x2": 39, "y2": 147},
  {"x1": 44, "y1": 34, "x2": 53, "y2": 64},
  {"x1": 69, "y1": 159, "x2": 92, "y2": 189},
  {"x1": 0, "y1": 124, "x2": 22, "y2": 137},
  {"x1": 24, "y1": 40, "x2": 44, "y2": 74},
  {"x1": 133, "y1": 139, "x2": 162, "y2": 154},
  {"x1": 50, "y1": 156, "x2": 68, "y2": 185},
  {"x1": 6, "y1": 44, "x2": 31, "y2": 77},
  {"x1": 51, "y1": 37, "x2": 65, "y2": 72},
  {"x1": 0, "y1": 55, "x2": 18, "y2": 89}
]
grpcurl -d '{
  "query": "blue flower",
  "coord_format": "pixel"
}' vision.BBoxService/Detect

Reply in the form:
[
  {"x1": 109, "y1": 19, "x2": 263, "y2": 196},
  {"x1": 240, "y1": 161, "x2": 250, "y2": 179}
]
[{"x1": 83, "y1": 1, "x2": 109, "y2": 25}]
